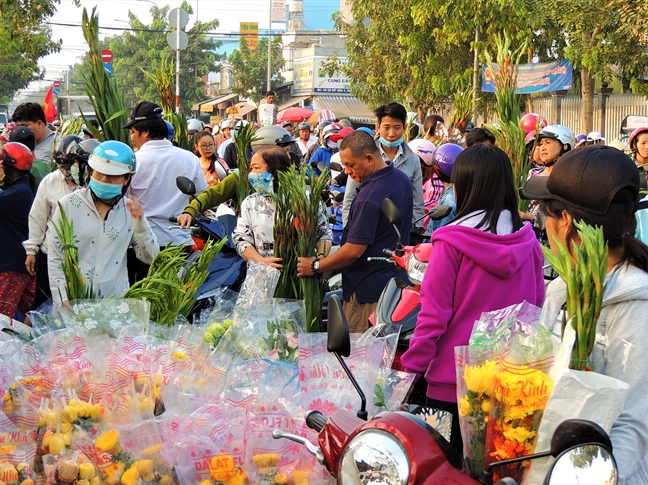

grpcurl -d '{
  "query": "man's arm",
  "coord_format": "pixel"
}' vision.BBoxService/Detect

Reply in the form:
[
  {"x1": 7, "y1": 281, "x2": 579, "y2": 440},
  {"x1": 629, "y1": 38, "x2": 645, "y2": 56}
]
[{"x1": 297, "y1": 242, "x2": 367, "y2": 277}]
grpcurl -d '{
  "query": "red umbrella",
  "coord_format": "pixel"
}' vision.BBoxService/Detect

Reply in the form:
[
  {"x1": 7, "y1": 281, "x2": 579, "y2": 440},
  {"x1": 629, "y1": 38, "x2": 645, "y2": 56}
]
[{"x1": 277, "y1": 107, "x2": 314, "y2": 124}]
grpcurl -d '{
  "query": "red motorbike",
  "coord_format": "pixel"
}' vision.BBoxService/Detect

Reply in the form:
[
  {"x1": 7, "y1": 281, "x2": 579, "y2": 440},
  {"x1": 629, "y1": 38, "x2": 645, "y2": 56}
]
[
  {"x1": 368, "y1": 199, "x2": 451, "y2": 371},
  {"x1": 273, "y1": 295, "x2": 618, "y2": 485}
]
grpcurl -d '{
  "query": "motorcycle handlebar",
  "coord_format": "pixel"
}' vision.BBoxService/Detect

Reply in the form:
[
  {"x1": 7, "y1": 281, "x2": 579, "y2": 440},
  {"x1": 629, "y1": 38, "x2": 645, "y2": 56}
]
[
  {"x1": 367, "y1": 257, "x2": 391, "y2": 262},
  {"x1": 305, "y1": 411, "x2": 328, "y2": 432},
  {"x1": 169, "y1": 216, "x2": 178, "y2": 223}
]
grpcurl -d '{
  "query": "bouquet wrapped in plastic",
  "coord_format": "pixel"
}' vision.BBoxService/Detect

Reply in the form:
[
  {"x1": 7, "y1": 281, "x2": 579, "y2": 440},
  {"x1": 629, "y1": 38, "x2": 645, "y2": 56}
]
[
  {"x1": 456, "y1": 302, "x2": 560, "y2": 480},
  {"x1": 298, "y1": 327, "x2": 384, "y2": 416}
]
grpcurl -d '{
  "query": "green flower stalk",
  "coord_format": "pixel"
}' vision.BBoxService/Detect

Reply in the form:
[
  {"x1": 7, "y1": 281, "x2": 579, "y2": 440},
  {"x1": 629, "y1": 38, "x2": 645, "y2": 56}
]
[
  {"x1": 51, "y1": 203, "x2": 96, "y2": 301},
  {"x1": 274, "y1": 167, "x2": 329, "y2": 331},
  {"x1": 233, "y1": 122, "x2": 258, "y2": 209},
  {"x1": 542, "y1": 220, "x2": 608, "y2": 371},
  {"x1": 484, "y1": 33, "x2": 529, "y2": 212}
]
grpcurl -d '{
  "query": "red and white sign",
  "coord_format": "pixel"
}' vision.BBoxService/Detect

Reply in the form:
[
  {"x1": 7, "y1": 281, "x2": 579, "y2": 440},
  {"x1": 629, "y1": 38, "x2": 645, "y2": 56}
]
[
  {"x1": 101, "y1": 49, "x2": 113, "y2": 63},
  {"x1": 53, "y1": 81, "x2": 60, "y2": 88}
]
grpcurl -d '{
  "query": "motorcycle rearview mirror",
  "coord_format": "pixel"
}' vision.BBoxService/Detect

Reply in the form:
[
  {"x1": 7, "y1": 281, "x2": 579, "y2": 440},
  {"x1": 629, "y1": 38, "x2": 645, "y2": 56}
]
[
  {"x1": 382, "y1": 198, "x2": 404, "y2": 257},
  {"x1": 544, "y1": 444, "x2": 617, "y2": 485},
  {"x1": 176, "y1": 176, "x2": 197, "y2": 196},
  {"x1": 326, "y1": 294, "x2": 368, "y2": 421},
  {"x1": 329, "y1": 161, "x2": 343, "y2": 172},
  {"x1": 214, "y1": 159, "x2": 228, "y2": 182},
  {"x1": 479, "y1": 420, "x2": 613, "y2": 485},
  {"x1": 317, "y1": 161, "x2": 329, "y2": 174},
  {"x1": 428, "y1": 204, "x2": 452, "y2": 221}
]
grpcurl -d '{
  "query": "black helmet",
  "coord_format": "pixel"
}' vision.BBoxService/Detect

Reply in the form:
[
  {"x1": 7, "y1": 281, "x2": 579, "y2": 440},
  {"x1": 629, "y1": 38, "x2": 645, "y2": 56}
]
[
  {"x1": 53, "y1": 135, "x2": 83, "y2": 165},
  {"x1": 297, "y1": 122, "x2": 311, "y2": 131},
  {"x1": 69, "y1": 138, "x2": 100, "y2": 164},
  {"x1": 276, "y1": 133, "x2": 296, "y2": 145}
]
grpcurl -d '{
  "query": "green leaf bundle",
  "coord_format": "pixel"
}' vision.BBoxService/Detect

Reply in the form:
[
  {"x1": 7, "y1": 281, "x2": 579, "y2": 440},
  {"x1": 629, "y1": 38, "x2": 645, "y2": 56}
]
[
  {"x1": 124, "y1": 237, "x2": 227, "y2": 325},
  {"x1": 233, "y1": 122, "x2": 259, "y2": 209},
  {"x1": 542, "y1": 221, "x2": 608, "y2": 371},
  {"x1": 274, "y1": 167, "x2": 329, "y2": 331},
  {"x1": 81, "y1": 7, "x2": 131, "y2": 145},
  {"x1": 51, "y1": 203, "x2": 96, "y2": 301}
]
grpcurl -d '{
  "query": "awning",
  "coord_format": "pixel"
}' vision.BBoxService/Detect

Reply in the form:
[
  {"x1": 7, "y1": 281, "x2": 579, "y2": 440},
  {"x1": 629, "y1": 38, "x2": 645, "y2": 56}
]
[
  {"x1": 231, "y1": 101, "x2": 257, "y2": 118},
  {"x1": 277, "y1": 96, "x2": 309, "y2": 111},
  {"x1": 216, "y1": 93, "x2": 239, "y2": 109},
  {"x1": 191, "y1": 94, "x2": 238, "y2": 112},
  {"x1": 313, "y1": 96, "x2": 374, "y2": 123}
]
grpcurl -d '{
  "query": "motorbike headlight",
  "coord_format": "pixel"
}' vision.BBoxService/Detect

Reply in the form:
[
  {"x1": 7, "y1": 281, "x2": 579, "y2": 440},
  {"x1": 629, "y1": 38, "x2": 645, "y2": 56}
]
[
  {"x1": 406, "y1": 252, "x2": 427, "y2": 286},
  {"x1": 339, "y1": 429, "x2": 409, "y2": 485}
]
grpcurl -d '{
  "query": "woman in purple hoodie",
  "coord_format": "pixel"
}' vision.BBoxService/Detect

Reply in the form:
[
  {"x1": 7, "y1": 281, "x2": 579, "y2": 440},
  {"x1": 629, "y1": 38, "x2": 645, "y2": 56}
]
[{"x1": 401, "y1": 144, "x2": 545, "y2": 452}]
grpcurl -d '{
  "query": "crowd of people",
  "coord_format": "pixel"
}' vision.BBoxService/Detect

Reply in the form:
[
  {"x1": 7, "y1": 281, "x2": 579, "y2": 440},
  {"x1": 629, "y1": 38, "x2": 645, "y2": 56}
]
[{"x1": 2, "y1": 97, "x2": 648, "y2": 483}]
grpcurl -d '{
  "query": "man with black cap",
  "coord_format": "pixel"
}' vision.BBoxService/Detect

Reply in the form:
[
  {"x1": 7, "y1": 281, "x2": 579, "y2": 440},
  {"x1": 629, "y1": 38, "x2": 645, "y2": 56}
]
[{"x1": 124, "y1": 101, "x2": 208, "y2": 282}]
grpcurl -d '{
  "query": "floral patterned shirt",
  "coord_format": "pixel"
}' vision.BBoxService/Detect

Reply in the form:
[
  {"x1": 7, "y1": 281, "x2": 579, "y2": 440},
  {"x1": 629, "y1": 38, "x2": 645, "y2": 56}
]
[
  {"x1": 47, "y1": 188, "x2": 159, "y2": 304},
  {"x1": 233, "y1": 193, "x2": 332, "y2": 258}
]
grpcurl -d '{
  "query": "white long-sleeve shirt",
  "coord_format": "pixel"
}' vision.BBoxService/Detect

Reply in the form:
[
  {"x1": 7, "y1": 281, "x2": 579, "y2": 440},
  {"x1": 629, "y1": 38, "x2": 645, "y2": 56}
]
[
  {"x1": 127, "y1": 139, "x2": 208, "y2": 246},
  {"x1": 23, "y1": 170, "x2": 79, "y2": 256},
  {"x1": 47, "y1": 188, "x2": 159, "y2": 304}
]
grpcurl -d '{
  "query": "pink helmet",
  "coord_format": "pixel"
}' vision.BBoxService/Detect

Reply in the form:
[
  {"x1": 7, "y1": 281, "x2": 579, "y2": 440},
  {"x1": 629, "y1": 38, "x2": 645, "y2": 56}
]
[
  {"x1": 408, "y1": 138, "x2": 437, "y2": 166},
  {"x1": 629, "y1": 127, "x2": 648, "y2": 150},
  {"x1": 524, "y1": 130, "x2": 537, "y2": 146},
  {"x1": 520, "y1": 113, "x2": 547, "y2": 134}
]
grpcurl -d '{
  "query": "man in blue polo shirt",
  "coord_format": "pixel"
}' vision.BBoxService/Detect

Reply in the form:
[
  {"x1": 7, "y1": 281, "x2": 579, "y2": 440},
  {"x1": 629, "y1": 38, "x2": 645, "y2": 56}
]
[{"x1": 296, "y1": 130, "x2": 413, "y2": 332}]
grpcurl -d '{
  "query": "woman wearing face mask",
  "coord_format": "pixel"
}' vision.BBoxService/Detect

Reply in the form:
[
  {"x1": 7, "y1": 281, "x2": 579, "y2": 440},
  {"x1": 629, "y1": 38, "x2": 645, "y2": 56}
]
[
  {"x1": 47, "y1": 140, "x2": 158, "y2": 307},
  {"x1": 24, "y1": 136, "x2": 99, "y2": 308},
  {"x1": 232, "y1": 146, "x2": 332, "y2": 268},
  {"x1": 0, "y1": 142, "x2": 37, "y2": 320},
  {"x1": 194, "y1": 130, "x2": 226, "y2": 187}
]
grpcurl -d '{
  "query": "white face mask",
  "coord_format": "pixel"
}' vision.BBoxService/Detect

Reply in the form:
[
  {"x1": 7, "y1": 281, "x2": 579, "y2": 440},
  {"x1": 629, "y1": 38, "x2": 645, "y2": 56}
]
[
  {"x1": 71, "y1": 164, "x2": 80, "y2": 184},
  {"x1": 327, "y1": 140, "x2": 338, "y2": 150}
]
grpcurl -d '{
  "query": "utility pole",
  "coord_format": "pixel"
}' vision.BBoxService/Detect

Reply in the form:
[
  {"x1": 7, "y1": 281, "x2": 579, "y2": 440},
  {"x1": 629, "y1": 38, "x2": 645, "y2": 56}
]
[
  {"x1": 66, "y1": 71, "x2": 71, "y2": 116},
  {"x1": 267, "y1": 0, "x2": 272, "y2": 93},
  {"x1": 175, "y1": 7, "x2": 181, "y2": 114},
  {"x1": 471, "y1": 25, "x2": 480, "y2": 125}
]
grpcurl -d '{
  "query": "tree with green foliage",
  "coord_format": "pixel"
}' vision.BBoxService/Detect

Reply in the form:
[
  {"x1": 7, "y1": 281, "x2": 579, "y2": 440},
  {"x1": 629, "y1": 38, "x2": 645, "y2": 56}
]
[
  {"x1": 535, "y1": 0, "x2": 648, "y2": 132},
  {"x1": 227, "y1": 36, "x2": 285, "y2": 104},
  {"x1": 0, "y1": 0, "x2": 61, "y2": 103},
  {"x1": 72, "y1": 1, "x2": 221, "y2": 114}
]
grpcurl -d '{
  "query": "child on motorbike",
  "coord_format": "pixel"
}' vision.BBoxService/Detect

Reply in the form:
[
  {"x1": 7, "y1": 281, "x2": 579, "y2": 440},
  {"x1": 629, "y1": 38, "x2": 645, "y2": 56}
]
[
  {"x1": 232, "y1": 146, "x2": 332, "y2": 268},
  {"x1": 408, "y1": 139, "x2": 443, "y2": 233},
  {"x1": 521, "y1": 145, "x2": 648, "y2": 485},
  {"x1": 401, "y1": 144, "x2": 544, "y2": 453},
  {"x1": 426, "y1": 143, "x2": 463, "y2": 233}
]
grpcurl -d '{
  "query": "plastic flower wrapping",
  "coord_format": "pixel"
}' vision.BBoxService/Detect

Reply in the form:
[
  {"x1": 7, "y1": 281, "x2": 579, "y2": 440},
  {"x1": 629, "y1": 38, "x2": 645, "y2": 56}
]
[
  {"x1": 455, "y1": 301, "x2": 560, "y2": 481},
  {"x1": 0, "y1": 264, "x2": 415, "y2": 485}
]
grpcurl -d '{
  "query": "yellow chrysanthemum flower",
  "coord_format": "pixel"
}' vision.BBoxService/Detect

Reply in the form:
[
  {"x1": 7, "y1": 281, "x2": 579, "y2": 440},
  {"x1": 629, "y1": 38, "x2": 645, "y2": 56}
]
[
  {"x1": 457, "y1": 396, "x2": 472, "y2": 417},
  {"x1": 481, "y1": 399, "x2": 492, "y2": 414},
  {"x1": 252, "y1": 454, "x2": 280, "y2": 470},
  {"x1": 274, "y1": 473, "x2": 288, "y2": 485},
  {"x1": 95, "y1": 429, "x2": 121, "y2": 455},
  {"x1": 291, "y1": 470, "x2": 309, "y2": 485},
  {"x1": 121, "y1": 463, "x2": 140, "y2": 485},
  {"x1": 463, "y1": 360, "x2": 496, "y2": 396},
  {"x1": 503, "y1": 426, "x2": 536, "y2": 443},
  {"x1": 102, "y1": 463, "x2": 124, "y2": 485}
]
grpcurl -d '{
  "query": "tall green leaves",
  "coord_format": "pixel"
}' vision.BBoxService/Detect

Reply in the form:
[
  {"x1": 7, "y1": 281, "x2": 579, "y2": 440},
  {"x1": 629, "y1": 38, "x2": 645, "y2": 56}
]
[
  {"x1": 542, "y1": 221, "x2": 608, "y2": 371},
  {"x1": 274, "y1": 168, "x2": 329, "y2": 332},
  {"x1": 51, "y1": 203, "x2": 96, "y2": 301},
  {"x1": 483, "y1": 34, "x2": 529, "y2": 211},
  {"x1": 233, "y1": 123, "x2": 258, "y2": 208},
  {"x1": 81, "y1": 7, "x2": 130, "y2": 144}
]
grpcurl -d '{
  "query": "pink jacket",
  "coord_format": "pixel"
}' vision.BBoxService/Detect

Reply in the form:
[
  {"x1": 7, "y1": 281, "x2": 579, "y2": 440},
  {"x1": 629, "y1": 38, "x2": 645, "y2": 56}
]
[{"x1": 401, "y1": 222, "x2": 544, "y2": 402}]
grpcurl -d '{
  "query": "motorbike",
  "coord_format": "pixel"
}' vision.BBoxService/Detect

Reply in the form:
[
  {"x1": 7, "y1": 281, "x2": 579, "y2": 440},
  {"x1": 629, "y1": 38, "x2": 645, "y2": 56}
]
[
  {"x1": 171, "y1": 177, "x2": 247, "y2": 303},
  {"x1": 367, "y1": 198, "x2": 452, "y2": 372},
  {"x1": 273, "y1": 295, "x2": 619, "y2": 485}
]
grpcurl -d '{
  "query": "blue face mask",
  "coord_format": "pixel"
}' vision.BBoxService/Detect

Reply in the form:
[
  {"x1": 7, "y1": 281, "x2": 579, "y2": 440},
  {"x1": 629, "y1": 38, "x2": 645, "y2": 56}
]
[
  {"x1": 89, "y1": 178, "x2": 123, "y2": 201},
  {"x1": 380, "y1": 136, "x2": 404, "y2": 149},
  {"x1": 248, "y1": 171, "x2": 274, "y2": 196}
]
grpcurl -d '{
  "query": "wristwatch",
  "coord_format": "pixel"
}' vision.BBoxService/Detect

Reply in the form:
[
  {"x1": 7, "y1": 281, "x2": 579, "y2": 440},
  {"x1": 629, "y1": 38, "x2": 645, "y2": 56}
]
[{"x1": 311, "y1": 257, "x2": 322, "y2": 276}]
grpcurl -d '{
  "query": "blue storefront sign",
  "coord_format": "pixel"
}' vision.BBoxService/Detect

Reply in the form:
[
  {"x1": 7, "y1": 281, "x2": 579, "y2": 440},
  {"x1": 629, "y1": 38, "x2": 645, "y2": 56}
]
[{"x1": 482, "y1": 59, "x2": 572, "y2": 94}]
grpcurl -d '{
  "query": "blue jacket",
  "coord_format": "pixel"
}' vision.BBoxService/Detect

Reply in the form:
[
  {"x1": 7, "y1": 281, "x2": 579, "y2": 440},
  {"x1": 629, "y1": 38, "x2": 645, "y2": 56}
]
[
  {"x1": 0, "y1": 176, "x2": 34, "y2": 274},
  {"x1": 309, "y1": 146, "x2": 337, "y2": 176}
]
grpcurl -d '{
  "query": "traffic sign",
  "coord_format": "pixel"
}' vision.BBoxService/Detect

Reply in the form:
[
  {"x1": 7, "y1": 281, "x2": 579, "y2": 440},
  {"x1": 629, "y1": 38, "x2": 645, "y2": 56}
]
[
  {"x1": 102, "y1": 49, "x2": 113, "y2": 63},
  {"x1": 104, "y1": 62, "x2": 113, "y2": 76},
  {"x1": 168, "y1": 8, "x2": 189, "y2": 29},
  {"x1": 53, "y1": 81, "x2": 60, "y2": 88},
  {"x1": 53, "y1": 88, "x2": 61, "y2": 96},
  {"x1": 167, "y1": 30, "x2": 188, "y2": 50}
]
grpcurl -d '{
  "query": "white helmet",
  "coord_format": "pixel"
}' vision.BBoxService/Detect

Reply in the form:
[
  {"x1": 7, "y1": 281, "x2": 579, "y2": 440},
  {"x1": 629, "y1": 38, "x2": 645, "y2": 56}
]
[
  {"x1": 187, "y1": 119, "x2": 203, "y2": 135},
  {"x1": 538, "y1": 124, "x2": 576, "y2": 152},
  {"x1": 220, "y1": 119, "x2": 233, "y2": 129},
  {"x1": 586, "y1": 131, "x2": 605, "y2": 143},
  {"x1": 250, "y1": 125, "x2": 292, "y2": 153}
]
